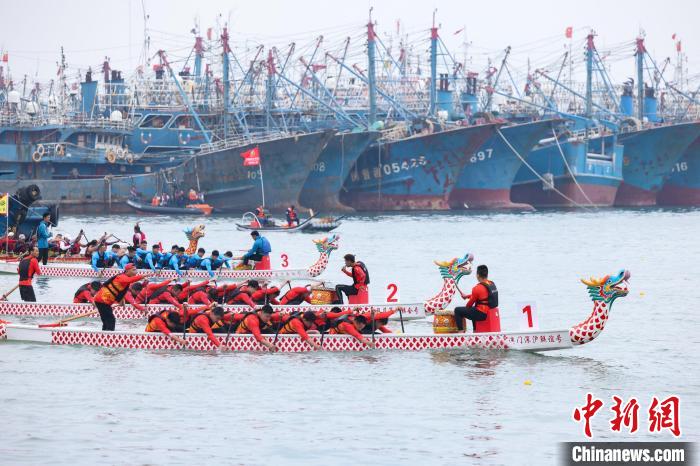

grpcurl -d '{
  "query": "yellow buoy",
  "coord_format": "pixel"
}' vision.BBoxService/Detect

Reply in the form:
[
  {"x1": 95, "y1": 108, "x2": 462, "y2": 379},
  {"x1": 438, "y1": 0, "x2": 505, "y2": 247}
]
[
  {"x1": 524, "y1": 380, "x2": 532, "y2": 386},
  {"x1": 639, "y1": 291, "x2": 645, "y2": 296}
]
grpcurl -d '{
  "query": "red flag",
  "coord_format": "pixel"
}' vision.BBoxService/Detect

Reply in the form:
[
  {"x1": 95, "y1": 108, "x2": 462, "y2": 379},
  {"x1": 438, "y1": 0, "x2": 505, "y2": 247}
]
[
  {"x1": 240, "y1": 147, "x2": 260, "y2": 166},
  {"x1": 672, "y1": 33, "x2": 677, "y2": 40},
  {"x1": 1, "y1": 53, "x2": 7, "y2": 63},
  {"x1": 207, "y1": 28, "x2": 213, "y2": 40},
  {"x1": 676, "y1": 41, "x2": 682, "y2": 52},
  {"x1": 565, "y1": 27, "x2": 573, "y2": 39}
]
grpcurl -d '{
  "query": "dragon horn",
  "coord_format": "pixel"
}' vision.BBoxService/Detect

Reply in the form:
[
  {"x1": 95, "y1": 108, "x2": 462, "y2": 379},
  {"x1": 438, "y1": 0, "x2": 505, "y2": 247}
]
[
  {"x1": 581, "y1": 276, "x2": 602, "y2": 286},
  {"x1": 434, "y1": 260, "x2": 451, "y2": 267}
]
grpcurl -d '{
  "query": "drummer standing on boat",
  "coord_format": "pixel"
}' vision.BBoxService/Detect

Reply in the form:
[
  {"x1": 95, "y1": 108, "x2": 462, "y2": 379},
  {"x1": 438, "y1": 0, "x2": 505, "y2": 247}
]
[
  {"x1": 17, "y1": 247, "x2": 41, "y2": 302},
  {"x1": 93, "y1": 264, "x2": 145, "y2": 331},
  {"x1": 36, "y1": 212, "x2": 52, "y2": 265}
]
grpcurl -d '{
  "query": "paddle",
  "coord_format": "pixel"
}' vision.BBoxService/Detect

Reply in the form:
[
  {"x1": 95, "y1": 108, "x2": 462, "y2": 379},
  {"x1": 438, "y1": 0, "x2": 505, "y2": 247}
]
[
  {"x1": 371, "y1": 308, "x2": 376, "y2": 346},
  {"x1": 0, "y1": 284, "x2": 19, "y2": 301},
  {"x1": 39, "y1": 303, "x2": 99, "y2": 328},
  {"x1": 181, "y1": 302, "x2": 189, "y2": 349},
  {"x1": 397, "y1": 306, "x2": 405, "y2": 333}
]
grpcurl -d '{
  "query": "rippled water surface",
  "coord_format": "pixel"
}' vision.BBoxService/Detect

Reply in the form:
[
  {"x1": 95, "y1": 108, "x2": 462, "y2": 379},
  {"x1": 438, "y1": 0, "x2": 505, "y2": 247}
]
[{"x1": 1, "y1": 209, "x2": 698, "y2": 465}]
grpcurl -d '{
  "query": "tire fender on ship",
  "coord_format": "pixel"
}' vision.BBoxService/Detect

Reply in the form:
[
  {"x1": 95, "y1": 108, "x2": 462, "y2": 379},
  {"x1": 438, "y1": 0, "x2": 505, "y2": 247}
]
[{"x1": 106, "y1": 149, "x2": 116, "y2": 163}]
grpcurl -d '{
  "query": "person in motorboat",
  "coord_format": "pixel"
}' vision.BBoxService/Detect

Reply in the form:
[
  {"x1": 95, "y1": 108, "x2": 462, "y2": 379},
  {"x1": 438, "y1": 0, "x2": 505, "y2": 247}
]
[{"x1": 286, "y1": 205, "x2": 300, "y2": 227}]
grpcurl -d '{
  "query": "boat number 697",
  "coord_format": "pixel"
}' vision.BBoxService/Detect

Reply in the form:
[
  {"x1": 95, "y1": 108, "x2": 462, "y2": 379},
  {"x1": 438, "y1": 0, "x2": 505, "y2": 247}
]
[{"x1": 470, "y1": 148, "x2": 493, "y2": 163}]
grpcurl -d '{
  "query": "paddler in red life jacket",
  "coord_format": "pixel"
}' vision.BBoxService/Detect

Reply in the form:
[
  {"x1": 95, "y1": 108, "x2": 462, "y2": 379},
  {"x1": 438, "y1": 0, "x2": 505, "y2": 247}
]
[
  {"x1": 187, "y1": 305, "x2": 236, "y2": 348},
  {"x1": 329, "y1": 314, "x2": 375, "y2": 348},
  {"x1": 93, "y1": 264, "x2": 145, "y2": 331},
  {"x1": 73, "y1": 281, "x2": 101, "y2": 303},
  {"x1": 455, "y1": 264, "x2": 499, "y2": 333},
  {"x1": 278, "y1": 311, "x2": 322, "y2": 350},
  {"x1": 17, "y1": 247, "x2": 41, "y2": 302},
  {"x1": 236, "y1": 304, "x2": 279, "y2": 352},
  {"x1": 223, "y1": 280, "x2": 260, "y2": 308},
  {"x1": 334, "y1": 254, "x2": 369, "y2": 304},
  {"x1": 356, "y1": 310, "x2": 395, "y2": 334},
  {"x1": 136, "y1": 279, "x2": 183, "y2": 310},
  {"x1": 176, "y1": 280, "x2": 210, "y2": 302},
  {"x1": 250, "y1": 285, "x2": 281, "y2": 305},
  {"x1": 286, "y1": 205, "x2": 299, "y2": 227},
  {"x1": 312, "y1": 306, "x2": 353, "y2": 333},
  {"x1": 145, "y1": 310, "x2": 188, "y2": 346},
  {"x1": 280, "y1": 286, "x2": 313, "y2": 305},
  {"x1": 123, "y1": 282, "x2": 146, "y2": 311}
]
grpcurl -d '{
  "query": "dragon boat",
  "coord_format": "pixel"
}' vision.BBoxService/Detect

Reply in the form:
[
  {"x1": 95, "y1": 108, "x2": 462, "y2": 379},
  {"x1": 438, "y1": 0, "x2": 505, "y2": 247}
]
[
  {"x1": 0, "y1": 301, "x2": 426, "y2": 321},
  {"x1": 0, "y1": 235, "x2": 340, "y2": 281},
  {"x1": 0, "y1": 252, "x2": 630, "y2": 352}
]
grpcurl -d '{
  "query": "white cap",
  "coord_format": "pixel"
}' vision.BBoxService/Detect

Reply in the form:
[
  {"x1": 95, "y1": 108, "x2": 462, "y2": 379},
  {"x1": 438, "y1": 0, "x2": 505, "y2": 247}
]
[
  {"x1": 18, "y1": 234, "x2": 26, "y2": 240},
  {"x1": 7, "y1": 232, "x2": 14, "y2": 237}
]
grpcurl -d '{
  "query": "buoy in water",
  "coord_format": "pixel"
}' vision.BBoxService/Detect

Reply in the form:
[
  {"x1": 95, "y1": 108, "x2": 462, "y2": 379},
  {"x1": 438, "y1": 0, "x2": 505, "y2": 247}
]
[{"x1": 524, "y1": 380, "x2": 532, "y2": 386}]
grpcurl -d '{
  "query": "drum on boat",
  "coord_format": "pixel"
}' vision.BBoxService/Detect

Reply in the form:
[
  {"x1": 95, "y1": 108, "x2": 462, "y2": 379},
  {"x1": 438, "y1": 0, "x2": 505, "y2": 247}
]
[{"x1": 310, "y1": 287, "x2": 338, "y2": 305}]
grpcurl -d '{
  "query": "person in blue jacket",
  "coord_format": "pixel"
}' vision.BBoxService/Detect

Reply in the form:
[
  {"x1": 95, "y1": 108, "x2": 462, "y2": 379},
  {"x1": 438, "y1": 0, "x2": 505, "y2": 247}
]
[
  {"x1": 167, "y1": 247, "x2": 188, "y2": 277},
  {"x1": 199, "y1": 250, "x2": 233, "y2": 277},
  {"x1": 118, "y1": 246, "x2": 141, "y2": 269},
  {"x1": 36, "y1": 212, "x2": 52, "y2": 265},
  {"x1": 184, "y1": 248, "x2": 206, "y2": 270},
  {"x1": 91, "y1": 244, "x2": 115, "y2": 271},
  {"x1": 158, "y1": 244, "x2": 179, "y2": 268},
  {"x1": 241, "y1": 231, "x2": 271, "y2": 266},
  {"x1": 143, "y1": 244, "x2": 162, "y2": 271}
]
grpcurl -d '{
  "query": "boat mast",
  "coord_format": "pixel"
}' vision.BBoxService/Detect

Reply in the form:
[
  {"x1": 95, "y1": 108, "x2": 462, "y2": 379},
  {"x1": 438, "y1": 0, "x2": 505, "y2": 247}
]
[
  {"x1": 221, "y1": 27, "x2": 231, "y2": 139},
  {"x1": 635, "y1": 36, "x2": 645, "y2": 121},
  {"x1": 585, "y1": 33, "x2": 594, "y2": 118},
  {"x1": 157, "y1": 50, "x2": 212, "y2": 145},
  {"x1": 429, "y1": 9, "x2": 438, "y2": 116},
  {"x1": 194, "y1": 35, "x2": 203, "y2": 80},
  {"x1": 367, "y1": 8, "x2": 377, "y2": 125},
  {"x1": 266, "y1": 49, "x2": 276, "y2": 130}
]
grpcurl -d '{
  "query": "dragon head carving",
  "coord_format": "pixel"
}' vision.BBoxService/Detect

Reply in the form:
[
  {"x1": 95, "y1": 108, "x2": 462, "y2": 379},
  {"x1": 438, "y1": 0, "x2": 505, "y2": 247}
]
[
  {"x1": 184, "y1": 224, "x2": 206, "y2": 241},
  {"x1": 581, "y1": 269, "x2": 630, "y2": 304},
  {"x1": 434, "y1": 253, "x2": 474, "y2": 283},
  {"x1": 313, "y1": 234, "x2": 340, "y2": 255}
]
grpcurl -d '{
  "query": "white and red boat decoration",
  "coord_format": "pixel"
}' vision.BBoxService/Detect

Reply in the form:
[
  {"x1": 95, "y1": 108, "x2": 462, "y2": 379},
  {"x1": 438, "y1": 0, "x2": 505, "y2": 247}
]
[
  {"x1": 0, "y1": 301, "x2": 425, "y2": 321},
  {"x1": 0, "y1": 235, "x2": 339, "y2": 281},
  {"x1": 0, "y1": 269, "x2": 630, "y2": 352}
]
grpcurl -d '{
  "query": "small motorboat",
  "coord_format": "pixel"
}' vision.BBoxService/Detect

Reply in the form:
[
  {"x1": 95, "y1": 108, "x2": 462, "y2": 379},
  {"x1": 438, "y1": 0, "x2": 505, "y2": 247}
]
[
  {"x1": 235, "y1": 212, "x2": 316, "y2": 232},
  {"x1": 126, "y1": 199, "x2": 214, "y2": 216}
]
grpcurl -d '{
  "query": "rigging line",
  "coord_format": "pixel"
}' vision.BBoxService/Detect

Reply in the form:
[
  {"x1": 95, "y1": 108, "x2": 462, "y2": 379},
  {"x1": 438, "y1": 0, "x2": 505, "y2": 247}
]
[
  {"x1": 496, "y1": 127, "x2": 592, "y2": 211},
  {"x1": 552, "y1": 127, "x2": 598, "y2": 208}
]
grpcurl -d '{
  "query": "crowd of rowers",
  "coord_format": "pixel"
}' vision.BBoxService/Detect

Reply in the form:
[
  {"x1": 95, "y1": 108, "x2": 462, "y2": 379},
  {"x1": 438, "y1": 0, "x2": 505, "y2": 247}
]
[{"x1": 73, "y1": 263, "x2": 389, "y2": 351}]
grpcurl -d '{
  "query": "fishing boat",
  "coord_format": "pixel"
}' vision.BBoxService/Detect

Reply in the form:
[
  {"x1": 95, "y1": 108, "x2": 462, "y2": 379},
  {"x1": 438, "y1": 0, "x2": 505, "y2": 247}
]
[
  {"x1": 0, "y1": 234, "x2": 340, "y2": 280},
  {"x1": 126, "y1": 198, "x2": 213, "y2": 216},
  {"x1": 657, "y1": 136, "x2": 700, "y2": 206},
  {"x1": 0, "y1": 301, "x2": 425, "y2": 321}
]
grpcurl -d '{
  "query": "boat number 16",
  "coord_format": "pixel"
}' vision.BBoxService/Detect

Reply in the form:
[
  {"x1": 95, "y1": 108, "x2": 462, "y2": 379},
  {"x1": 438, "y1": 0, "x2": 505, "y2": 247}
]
[
  {"x1": 470, "y1": 148, "x2": 493, "y2": 164},
  {"x1": 672, "y1": 162, "x2": 688, "y2": 173}
]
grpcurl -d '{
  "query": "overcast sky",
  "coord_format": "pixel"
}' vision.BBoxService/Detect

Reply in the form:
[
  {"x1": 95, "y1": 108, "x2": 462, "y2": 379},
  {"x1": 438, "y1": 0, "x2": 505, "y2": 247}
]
[{"x1": 1, "y1": 0, "x2": 697, "y2": 86}]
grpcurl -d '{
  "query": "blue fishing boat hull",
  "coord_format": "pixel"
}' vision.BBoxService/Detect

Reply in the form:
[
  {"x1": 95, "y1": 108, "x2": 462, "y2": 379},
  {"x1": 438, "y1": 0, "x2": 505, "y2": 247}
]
[
  {"x1": 449, "y1": 119, "x2": 559, "y2": 210},
  {"x1": 614, "y1": 122, "x2": 700, "y2": 206},
  {"x1": 299, "y1": 131, "x2": 379, "y2": 212},
  {"x1": 657, "y1": 136, "x2": 700, "y2": 206},
  {"x1": 511, "y1": 134, "x2": 623, "y2": 207},
  {"x1": 175, "y1": 131, "x2": 334, "y2": 213},
  {"x1": 340, "y1": 124, "x2": 498, "y2": 210}
]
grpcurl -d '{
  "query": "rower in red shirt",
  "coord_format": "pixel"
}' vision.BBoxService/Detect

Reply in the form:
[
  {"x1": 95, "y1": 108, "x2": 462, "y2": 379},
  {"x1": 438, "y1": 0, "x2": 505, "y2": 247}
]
[
  {"x1": 279, "y1": 286, "x2": 312, "y2": 305},
  {"x1": 176, "y1": 280, "x2": 209, "y2": 302},
  {"x1": 223, "y1": 280, "x2": 259, "y2": 308},
  {"x1": 124, "y1": 283, "x2": 146, "y2": 311},
  {"x1": 356, "y1": 310, "x2": 395, "y2": 334},
  {"x1": 311, "y1": 306, "x2": 352, "y2": 332},
  {"x1": 73, "y1": 281, "x2": 101, "y2": 303},
  {"x1": 278, "y1": 310, "x2": 321, "y2": 350},
  {"x1": 328, "y1": 314, "x2": 375, "y2": 348},
  {"x1": 236, "y1": 304, "x2": 278, "y2": 352},
  {"x1": 145, "y1": 310, "x2": 187, "y2": 345},
  {"x1": 334, "y1": 254, "x2": 369, "y2": 304},
  {"x1": 187, "y1": 305, "x2": 228, "y2": 348},
  {"x1": 187, "y1": 287, "x2": 213, "y2": 305},
  {"x1": 17, "y1": 247, "x2": 41, "y2": 302},
  {"x1": 251, "y1": 285, "x2": 281, "y2": 305},
  {"x1": 137, "y1": 280, "x2": 183, "y2": 309},
  {"x1": 93, "y1": 264, "x2": 145, "y2": 331},
  {"x1": 455, "y1": 264, "x2": 499, "y2": 333}
]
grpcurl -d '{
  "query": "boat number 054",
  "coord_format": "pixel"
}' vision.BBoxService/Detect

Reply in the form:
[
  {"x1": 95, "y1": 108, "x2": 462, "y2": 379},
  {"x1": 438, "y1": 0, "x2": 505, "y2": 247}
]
[
  {"x1": 381, "y1": 157, "x2": 428, "y2": 175},
  {"x1": 469, "y1": 148, "x2": 493, "y2": 164}
]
